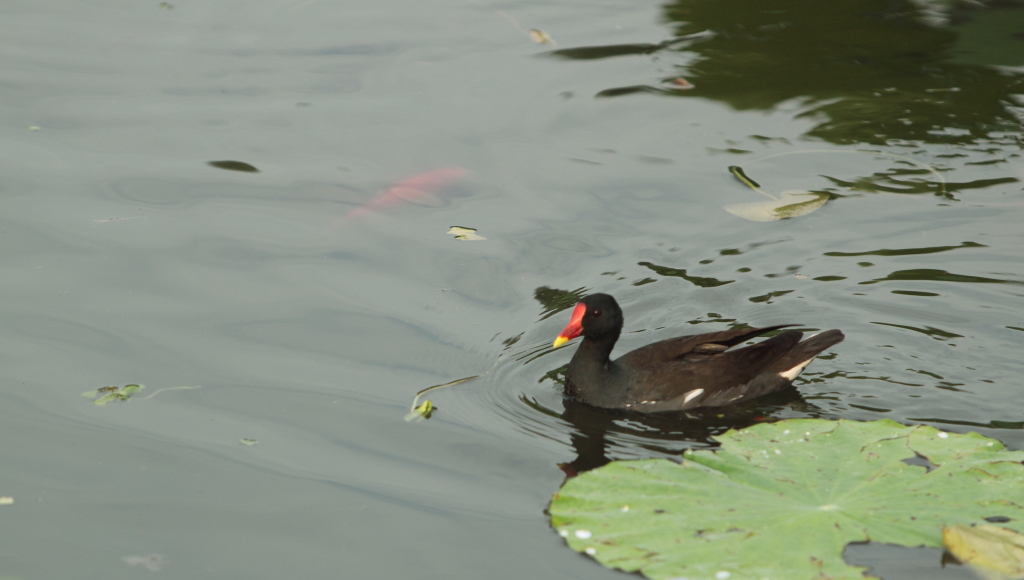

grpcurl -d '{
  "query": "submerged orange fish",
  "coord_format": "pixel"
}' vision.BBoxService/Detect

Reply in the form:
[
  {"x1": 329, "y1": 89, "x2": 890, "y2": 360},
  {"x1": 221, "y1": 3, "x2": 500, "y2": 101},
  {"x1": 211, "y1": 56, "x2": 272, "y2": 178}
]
[{"x1": 340, "y1": 167, "x2": 467, "y2": 221}]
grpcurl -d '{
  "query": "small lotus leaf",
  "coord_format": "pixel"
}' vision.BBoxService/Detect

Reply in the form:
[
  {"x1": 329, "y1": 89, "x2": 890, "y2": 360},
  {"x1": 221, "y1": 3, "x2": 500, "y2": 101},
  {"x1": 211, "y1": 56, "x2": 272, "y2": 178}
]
[{"x1": 549, "y1": 419, "x2": 1024, "y2": 580}]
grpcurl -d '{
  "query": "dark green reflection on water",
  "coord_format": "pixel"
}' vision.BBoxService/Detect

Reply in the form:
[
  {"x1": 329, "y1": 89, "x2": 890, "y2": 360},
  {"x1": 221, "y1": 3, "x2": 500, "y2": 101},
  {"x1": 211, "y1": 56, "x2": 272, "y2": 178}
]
[
  {"x1": 748, "y1": 289, "x2": 794, "y2": 303},
  {"x1": 638, "y1": 261, "x2": 734, "y2": 287},
  {"x1": 826, "y1": 241, "x2": 985, "y2": 257},
  {"x1": 534, "y1": 286, "x2": 588, "y2": 320},
  {"x1": 552, "y1": 0, "x2": 1024, "y2": 146},
  {"x1": 545, "y1": 32, "x2": 711, "y2": 60},
  {"x1": 891, "y1": 290, "x2": 940, "y2": 297},
  {"x1": 860, "y1": 268, "x2": 1024, "y2": 285},
  {"x1": 872, "y1": 322, "x2": 964, "y2": 340},
  {"x1": 662, "y1": 0, "x2": 1024, "y2": 145}
]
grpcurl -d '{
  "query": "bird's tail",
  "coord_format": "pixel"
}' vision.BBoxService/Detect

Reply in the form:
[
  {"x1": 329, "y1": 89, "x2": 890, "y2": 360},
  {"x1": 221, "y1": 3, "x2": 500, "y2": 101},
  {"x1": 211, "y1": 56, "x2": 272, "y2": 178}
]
[{"x1": 767, "y1": 329, "x2": 845, "y2": 378}]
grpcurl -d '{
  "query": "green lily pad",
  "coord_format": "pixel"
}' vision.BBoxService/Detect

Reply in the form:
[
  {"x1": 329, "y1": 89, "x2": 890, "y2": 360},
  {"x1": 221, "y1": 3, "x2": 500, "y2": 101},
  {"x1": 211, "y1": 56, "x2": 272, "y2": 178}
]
[{"x1": 549, "y1": 419, "x2": 1024, "y2": 580}]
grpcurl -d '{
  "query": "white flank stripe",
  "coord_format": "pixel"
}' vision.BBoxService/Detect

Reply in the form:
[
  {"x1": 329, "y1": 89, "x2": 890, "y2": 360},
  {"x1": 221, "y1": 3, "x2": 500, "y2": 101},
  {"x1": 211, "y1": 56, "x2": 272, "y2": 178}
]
[
  {"x1": 779, "y1": 357, "x2": 814, "y2": 380},
  {"x1": 683, "y1": 389, "x2": 704, "y2": 404}
]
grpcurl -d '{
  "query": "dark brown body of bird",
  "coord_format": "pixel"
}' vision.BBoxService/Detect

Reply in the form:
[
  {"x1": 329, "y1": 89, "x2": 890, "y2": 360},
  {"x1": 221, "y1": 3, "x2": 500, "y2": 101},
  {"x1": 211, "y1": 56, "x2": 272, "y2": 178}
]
[{"x1": 552, "y1": 293, "x2": 844, "y2": 412}]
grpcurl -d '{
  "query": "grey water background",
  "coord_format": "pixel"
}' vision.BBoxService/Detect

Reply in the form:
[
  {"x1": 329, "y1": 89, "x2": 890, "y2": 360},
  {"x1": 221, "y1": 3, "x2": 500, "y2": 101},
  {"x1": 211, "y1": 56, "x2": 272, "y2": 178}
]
[{"x1": 1, "y1": 0, "x2": 1022, "y2": 578}]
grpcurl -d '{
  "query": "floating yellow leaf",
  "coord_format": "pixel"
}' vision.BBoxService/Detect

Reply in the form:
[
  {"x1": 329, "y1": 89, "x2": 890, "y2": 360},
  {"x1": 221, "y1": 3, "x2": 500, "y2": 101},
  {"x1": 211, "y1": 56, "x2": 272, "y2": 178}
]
[
  {"x1": 404, "y1": 400, "x2": 434, "y2": 422},
  {"x1": 944, "y1": 524, "x2": 1024, "y2": 580},
  {"x1": 404, "y1": 374, "x2": 481, "y2": 421},
  {"x1": 530, "y1": 29, "x2": 553, "y2": 44},
  {"x1": 447, "y1": 226, "x2": 486, "y2": 240}
]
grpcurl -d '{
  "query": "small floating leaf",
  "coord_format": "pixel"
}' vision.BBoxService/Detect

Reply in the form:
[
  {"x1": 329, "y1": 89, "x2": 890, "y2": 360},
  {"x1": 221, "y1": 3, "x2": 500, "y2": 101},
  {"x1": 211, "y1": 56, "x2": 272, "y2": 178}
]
[
  {"x1": 0, "y1": 497, "x2": 13, "y2": 506},
  {"x1": 404, "y1": 400, "x2": 434, "y2": 421},
  {"x1": 944, "y1": 524, "x2": 1024, "y2": 579},
  {"x1": 240, "y1": 438, "x2": 258, "y2": 447},
  {"x1": 405, "y1": 374, "x2": 480, "y2": 421},
  {"x1": 447, "y1": 226, "x2": 486, "y2": 241},
  {"x1": 725, "y1": 165, "x2": 829, "y2": 221},
  {"x1": 207, "y1": 160, "x2": 259, "y2": 173},
  {"x1": 94, "y1": 392, "x2": 120, "y2": 405},
  {"x1": 724, "y1": 190, "x2": 829, "y2": 221},
  {"x1": 530, "y1": 29, "x2": 553, "y2": 44},
  {"x1": 84, "y1": 384, "x2": 145, "y2": 405},
  {"x1": 550, "y1": 419, "x2": 1024, "y2": 580}
]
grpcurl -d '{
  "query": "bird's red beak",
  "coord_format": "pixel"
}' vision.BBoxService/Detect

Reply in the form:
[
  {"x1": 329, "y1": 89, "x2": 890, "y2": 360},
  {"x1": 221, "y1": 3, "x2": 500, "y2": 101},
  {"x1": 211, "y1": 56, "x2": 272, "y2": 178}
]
[{"x1": 553, "y1": 302, "x2": 587, "y2": 348}]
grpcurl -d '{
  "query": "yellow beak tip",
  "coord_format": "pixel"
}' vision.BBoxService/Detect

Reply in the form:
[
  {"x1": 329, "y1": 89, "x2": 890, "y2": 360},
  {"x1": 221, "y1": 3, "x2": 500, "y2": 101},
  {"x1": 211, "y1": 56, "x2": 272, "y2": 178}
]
[{"x1": 552, "y1": 336, "x2": 569, "y2": 349}]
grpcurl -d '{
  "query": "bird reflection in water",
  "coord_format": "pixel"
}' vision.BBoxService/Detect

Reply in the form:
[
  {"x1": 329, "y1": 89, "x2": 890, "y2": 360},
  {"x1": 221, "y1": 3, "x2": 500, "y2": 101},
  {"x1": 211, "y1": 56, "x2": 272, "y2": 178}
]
[{"x1": 523, "y1": 389, "x2": 828, "y2": 478}]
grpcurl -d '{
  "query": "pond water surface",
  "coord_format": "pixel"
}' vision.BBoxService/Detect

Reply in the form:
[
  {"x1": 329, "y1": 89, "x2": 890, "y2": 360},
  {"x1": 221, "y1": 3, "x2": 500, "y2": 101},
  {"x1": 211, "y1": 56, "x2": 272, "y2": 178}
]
[{"x1": 1, "y1": 0, "x2": 1022, "y2": 578}]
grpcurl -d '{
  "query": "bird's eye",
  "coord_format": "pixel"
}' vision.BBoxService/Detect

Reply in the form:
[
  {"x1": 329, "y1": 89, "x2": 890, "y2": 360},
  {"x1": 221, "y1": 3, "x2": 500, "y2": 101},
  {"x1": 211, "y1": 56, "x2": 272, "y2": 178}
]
[{"x1": 591, "y1": 308, "x2": 602, "y2": 317}]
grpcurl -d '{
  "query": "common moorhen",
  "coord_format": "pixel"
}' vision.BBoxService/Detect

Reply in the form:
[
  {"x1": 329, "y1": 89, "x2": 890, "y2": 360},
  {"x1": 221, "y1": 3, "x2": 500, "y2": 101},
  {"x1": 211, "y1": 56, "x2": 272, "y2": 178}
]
[{"x1": 552, "y1": 293, "x2": 844, "y2": 411}]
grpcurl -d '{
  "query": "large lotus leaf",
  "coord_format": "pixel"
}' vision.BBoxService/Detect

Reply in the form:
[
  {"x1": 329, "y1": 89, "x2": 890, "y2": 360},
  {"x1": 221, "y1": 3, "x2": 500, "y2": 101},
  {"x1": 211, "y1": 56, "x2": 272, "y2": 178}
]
[{"x1": 549, "y1": 418, "x2": 1024, "y2": 580}]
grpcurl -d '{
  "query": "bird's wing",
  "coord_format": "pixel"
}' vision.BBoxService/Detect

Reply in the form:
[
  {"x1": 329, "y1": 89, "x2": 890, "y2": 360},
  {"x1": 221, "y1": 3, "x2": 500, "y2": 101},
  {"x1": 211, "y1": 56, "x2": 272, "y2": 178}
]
[
  {"x1": 620, "y1": 330, "x2": 806, "y2": 409},
  {"x1": 615, "y1": 324, "x2": 797, "y2": 368}
]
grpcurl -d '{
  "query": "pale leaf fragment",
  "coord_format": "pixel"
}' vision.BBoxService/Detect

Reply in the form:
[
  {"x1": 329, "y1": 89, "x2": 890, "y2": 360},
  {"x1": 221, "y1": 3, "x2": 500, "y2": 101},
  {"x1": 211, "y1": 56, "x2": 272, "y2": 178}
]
[
  {"x1": 530, "y1": 29, "x2": 553, "y2": 44},
  {"x1": 447, "y1": 226, "x2": 486, "y2": 241},
  {"x1": 724, "y1": 190, "x2": 829, "y2": 222}
]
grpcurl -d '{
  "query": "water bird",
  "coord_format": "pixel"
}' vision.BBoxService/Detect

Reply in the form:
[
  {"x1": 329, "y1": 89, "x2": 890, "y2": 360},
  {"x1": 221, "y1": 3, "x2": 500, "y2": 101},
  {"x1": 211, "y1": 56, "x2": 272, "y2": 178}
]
[{"x1": 552, "y1": 293, "x2": 843, "y2": 412}]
